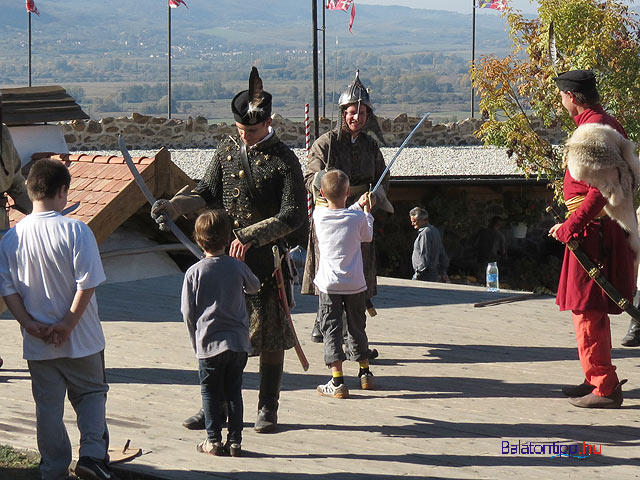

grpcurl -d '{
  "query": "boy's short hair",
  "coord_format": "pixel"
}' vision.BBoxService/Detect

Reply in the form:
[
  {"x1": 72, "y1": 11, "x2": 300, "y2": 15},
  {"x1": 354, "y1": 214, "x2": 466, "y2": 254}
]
[
  {"x1": 321, "y1": 169, "x2": 350, "y2": 203},
  {"x1": 26, "y1": 159, "x2": 71, "y2": 201},
  {"x1": 194, "y1": 209, "x2": 232, "y2": 254}
]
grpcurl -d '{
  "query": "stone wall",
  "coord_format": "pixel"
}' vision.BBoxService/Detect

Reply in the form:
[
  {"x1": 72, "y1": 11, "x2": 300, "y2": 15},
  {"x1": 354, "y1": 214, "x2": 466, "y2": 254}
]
[{"x1": 60, "y1": 112, "x2": 565, "y2": 150}]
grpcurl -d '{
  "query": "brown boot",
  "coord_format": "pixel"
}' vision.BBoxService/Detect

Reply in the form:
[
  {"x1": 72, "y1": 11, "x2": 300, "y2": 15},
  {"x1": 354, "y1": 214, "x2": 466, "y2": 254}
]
[
  {"x1": 561, "y1": 381, "x2": 594, "y2": 397},
  {"x1": 568, "y1": 379, "x2": 627, "y2": 409}
]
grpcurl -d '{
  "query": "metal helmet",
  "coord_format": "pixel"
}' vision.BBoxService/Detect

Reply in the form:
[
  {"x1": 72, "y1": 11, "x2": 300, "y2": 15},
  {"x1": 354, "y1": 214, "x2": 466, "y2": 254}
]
[{"x1": 338, "y1": 70, "x2": 373, "y2": 111}]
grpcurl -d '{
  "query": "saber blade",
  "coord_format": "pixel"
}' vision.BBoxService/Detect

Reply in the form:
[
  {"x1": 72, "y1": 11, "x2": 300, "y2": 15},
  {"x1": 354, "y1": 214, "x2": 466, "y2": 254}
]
[
  {"x1": 118, "y1": 135, "x2": 204, "y2": 259},
  {"x1": 371, "y1": 112, "x2": 430, "y2": 195}
]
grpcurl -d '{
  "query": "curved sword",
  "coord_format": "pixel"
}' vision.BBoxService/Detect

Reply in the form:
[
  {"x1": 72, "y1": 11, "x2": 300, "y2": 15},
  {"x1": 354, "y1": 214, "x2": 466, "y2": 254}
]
[{"x1": 118, "y1": 135, "x2": 204, "y2": 259}]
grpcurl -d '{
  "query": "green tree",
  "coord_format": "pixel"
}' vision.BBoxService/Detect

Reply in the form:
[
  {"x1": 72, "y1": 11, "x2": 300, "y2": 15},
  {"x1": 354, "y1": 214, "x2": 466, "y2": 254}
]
[{"x1": 471, "y1": 0, "x2": 640, "y2": 197}]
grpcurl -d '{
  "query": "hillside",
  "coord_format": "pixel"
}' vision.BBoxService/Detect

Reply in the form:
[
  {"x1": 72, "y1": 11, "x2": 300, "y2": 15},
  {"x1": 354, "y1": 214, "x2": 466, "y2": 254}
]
[{"x1": 0, "y1": 1, "x2": 515, "y2": 120}]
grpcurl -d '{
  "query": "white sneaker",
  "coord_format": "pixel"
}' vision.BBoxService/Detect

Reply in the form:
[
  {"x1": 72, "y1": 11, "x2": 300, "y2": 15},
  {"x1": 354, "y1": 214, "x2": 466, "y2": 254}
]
[{"x1": 317, "y1": 379, "x2": 349, "y2": 399}]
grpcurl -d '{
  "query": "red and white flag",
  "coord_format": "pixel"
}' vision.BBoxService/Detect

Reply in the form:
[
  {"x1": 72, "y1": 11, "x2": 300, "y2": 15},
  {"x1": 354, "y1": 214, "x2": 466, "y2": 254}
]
[
  {"x1": 26, "y1": 0, "x2": 39, "y2": 15},
  {"x1": 327, "y1": 0, "x2": 356, "y2": 33},
  {"x1": 476, "y1": 0, "x2": 507, "y2": 10},
  {"x1": 169, "y1": 0, "x2": 188, "y2": 8}
]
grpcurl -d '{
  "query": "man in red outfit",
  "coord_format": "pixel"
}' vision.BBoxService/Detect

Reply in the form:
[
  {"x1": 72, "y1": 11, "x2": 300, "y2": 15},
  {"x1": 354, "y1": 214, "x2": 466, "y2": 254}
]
[{"x1": 549, "y1": 70, "x2": 636, "y2": 408}]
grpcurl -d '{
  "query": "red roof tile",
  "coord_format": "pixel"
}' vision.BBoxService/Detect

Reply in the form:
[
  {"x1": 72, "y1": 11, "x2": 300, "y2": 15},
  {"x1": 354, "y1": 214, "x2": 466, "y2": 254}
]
[{"x1": 8, "y1": 148, "x2": 195, "y2": 244}]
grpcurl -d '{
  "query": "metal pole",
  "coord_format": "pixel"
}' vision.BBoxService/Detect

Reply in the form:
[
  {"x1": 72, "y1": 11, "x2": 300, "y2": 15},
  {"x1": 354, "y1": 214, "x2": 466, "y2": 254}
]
[
  {"x1": 471, "y1": 0, "x2": 476, "y2": 118},
  {"x1": 168, "y1": 5, "x2": 172, "y2": 119},
  {"x1": 322, "y1": 1, "x2": 326, "y2": 118},
  {"x1": 28, "y1": 12, "x2": 32, "y2": 87},
  {"x1": 312, "y1": 0, "x2": 320, "y2": 140}
]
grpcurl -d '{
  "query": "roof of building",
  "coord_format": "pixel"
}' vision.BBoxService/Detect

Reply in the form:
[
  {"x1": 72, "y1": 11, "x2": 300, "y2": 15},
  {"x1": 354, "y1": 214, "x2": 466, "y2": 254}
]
[
  {"x1": 1, "y1": 85, "x2": 89, "y2": 125},
  {"x1": 9, "y1": 148, "x2": 194, "y2": 244}
]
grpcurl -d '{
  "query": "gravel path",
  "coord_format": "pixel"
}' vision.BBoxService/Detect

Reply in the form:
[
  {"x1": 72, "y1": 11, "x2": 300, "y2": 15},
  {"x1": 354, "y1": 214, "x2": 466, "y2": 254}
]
[{"x1": 77, "y1": 146, "x2": 520, "y2": 180}]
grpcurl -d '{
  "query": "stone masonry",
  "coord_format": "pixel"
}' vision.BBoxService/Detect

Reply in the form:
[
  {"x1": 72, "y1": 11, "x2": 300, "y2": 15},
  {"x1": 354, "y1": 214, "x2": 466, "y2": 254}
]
[{"x1": 60, "y1": 112, "x2": 566, "y2": 150}]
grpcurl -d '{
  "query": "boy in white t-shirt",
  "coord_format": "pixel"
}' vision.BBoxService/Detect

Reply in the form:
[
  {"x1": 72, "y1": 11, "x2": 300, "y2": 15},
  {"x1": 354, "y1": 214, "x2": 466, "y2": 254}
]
[
  {"x1": 313, "y1": 169, "x2": 375, "y2": 399},
  {"x1": 0, "y1": 159, "x2": 117, "y2": 480}
]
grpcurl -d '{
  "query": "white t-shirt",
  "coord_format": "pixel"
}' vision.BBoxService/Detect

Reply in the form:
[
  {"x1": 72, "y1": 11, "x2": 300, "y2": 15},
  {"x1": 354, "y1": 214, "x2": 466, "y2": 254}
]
[
  {"x1": 0, "y1": 211, "x2": 106, "y2": 360},
  {"x1": 313, "y1": 203, "x2": 374, "y2": 294}
]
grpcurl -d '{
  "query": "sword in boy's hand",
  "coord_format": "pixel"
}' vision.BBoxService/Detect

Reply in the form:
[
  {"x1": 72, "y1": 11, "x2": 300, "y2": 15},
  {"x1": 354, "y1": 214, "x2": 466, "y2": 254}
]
[
  {"x1": 371, "y1": 112, "x2": 430, "y2": 195},
  {"x1": 272, "y1": 245, "x2": 309, "y2": 371}
]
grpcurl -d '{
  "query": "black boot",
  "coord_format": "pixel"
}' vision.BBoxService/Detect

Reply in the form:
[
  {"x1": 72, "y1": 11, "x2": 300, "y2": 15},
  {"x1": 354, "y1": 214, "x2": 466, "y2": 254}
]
[
  {"x1": 182, "y1": 403, "x2": 227, "y2": 430},
  {"x1": 182, "y1": 408, "x2": 205, "y2": 430},
  {"x1": 254, "y1": 362, "x2": 283, "y2": 433},
  {"x1": 311, "y1": 320, "x2": 323, "y2": 343},
  {"x1": 621, "y1": 319, "x2": 640, "y2": 347}
]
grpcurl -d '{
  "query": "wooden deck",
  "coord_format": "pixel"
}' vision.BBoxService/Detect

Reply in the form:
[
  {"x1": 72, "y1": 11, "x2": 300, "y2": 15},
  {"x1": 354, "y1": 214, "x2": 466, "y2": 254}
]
[{"x1": 1, "y1": 275, "x2": 640, "y2": 479}]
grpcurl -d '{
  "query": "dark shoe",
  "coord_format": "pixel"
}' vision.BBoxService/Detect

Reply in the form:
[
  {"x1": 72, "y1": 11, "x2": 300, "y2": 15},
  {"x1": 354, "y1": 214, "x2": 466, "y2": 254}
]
[
  {"x1": 368, "y1": 348, "x2": 379, "y2": 361},
  {"x1": 225, "y1": 441, "x2": 242, "y2": 457},
  {"x1": 75, "y1": 456, "x2": 120, "y2": 480},
  {"x1": 561, "y1": 381, "x2": 594, "y2": 397},
  {"x1": 254, "y1": 362, "x2": 283, "y2": 433},
  {"x1": 197, "y1": 438, "x2": 227, "y2": 456},
  {"x1": 621, "y1": 319, "x2": 640, "y2": 347},
  {"x1": 311, "y1": 321, "x2": 323, "y2": 343},
  {"x1": 568, "y1": 379, "x2": 627, "y2": 409},
  {"x1": 182, "y1": 408, "x2": 205, "y2": 430}
]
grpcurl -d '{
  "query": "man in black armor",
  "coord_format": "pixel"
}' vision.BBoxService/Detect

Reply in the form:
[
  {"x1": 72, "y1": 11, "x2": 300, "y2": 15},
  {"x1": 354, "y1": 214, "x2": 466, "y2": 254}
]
[{"x1": 151, "y1": 67, "x2": 307, "y2": 433}]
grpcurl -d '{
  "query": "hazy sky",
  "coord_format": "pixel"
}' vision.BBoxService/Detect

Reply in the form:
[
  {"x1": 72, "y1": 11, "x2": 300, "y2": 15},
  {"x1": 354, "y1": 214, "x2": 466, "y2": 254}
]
[{"x1": 359, "y1": 0, "x2": 539, "y2": 14}]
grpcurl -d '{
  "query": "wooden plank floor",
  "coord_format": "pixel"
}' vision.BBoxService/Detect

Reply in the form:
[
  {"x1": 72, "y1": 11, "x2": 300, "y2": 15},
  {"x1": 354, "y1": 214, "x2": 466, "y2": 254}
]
[{"x1": 2, "y1": 275, "x2": 640, "y2": 479}]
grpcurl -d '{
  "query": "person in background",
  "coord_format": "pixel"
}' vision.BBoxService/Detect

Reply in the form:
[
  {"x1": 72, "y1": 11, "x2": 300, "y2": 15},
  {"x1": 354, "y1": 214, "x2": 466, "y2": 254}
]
[{"x1": 409, "y1": 207, "x2": 449, "y2": 282}]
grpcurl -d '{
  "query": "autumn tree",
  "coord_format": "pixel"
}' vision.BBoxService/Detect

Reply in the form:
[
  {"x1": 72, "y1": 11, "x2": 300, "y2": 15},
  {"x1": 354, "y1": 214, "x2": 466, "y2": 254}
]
[{"x1": 471, "y1": 0, "x2": 640, "y2": 197}]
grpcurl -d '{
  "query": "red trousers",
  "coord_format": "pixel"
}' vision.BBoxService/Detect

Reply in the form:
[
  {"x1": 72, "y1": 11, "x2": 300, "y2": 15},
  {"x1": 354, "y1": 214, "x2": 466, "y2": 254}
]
[{"x1": 572, "y1": 310, "x2": 618, "y2": 396}]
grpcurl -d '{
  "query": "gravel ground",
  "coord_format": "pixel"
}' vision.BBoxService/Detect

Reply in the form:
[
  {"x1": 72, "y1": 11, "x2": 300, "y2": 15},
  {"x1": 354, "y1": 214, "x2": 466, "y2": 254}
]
[{"x1": 77, "y1": 145, "x2": 520, "y2": 180}]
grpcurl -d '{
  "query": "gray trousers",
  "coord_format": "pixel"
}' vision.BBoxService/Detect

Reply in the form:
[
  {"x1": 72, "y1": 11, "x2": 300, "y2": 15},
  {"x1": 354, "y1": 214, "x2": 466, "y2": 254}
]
[
  {"x1": 318, "y1": 291, "x2": 369, "y2": 366},
  {"x1": 28, "y1": 351, "x2": 110, "y2": 480}
]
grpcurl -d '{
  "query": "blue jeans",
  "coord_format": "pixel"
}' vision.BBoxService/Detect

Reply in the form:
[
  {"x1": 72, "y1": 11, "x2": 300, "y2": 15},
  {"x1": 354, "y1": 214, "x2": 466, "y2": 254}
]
[
  {"x1": 28, "y1": 351, "x2": 109, "y2": 480},
  {"x1": 198, "y1": 351, "x2": 248, "y2": 444}
]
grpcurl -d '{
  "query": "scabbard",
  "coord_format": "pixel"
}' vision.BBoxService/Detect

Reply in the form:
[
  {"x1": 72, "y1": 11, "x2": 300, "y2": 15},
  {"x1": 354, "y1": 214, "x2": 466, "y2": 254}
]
[
  {"x1": 547, "y1": 205, "x2": 640, "y2": 326},
  {"x1": 272, "y1": 246, "x2": 309, "y2": 371}
]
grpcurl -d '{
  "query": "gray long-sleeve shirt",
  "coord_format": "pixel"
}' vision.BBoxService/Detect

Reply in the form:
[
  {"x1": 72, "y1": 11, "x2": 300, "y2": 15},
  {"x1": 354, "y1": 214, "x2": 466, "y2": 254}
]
[
  {"x1": 181, "y1": 255, "x2": 260, "y2": 359},
  {"x1": 412, "y1": 225, "x2": 449, "y2": 281}
]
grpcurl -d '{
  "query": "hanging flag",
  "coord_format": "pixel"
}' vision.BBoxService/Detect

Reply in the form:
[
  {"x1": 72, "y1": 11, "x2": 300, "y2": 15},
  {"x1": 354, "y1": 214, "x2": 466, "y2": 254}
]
[
  {"x1": 327, "y1": 0, "x2": 356, "y2": 33},
  {"x1": 26, "y1": 0, "x2": 40, "y2": 15},
  {"x1": 169, "y1": 0, "x2": 188, "y2": 8},
  {"x1": 477, "y1": 0, "x2": 506, "y2": 10}
]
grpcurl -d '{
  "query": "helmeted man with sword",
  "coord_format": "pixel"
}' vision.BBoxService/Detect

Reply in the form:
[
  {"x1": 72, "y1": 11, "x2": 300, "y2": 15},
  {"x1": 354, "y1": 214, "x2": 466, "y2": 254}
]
[
  {"x1": 302, "y1": 71, "x2": 392, "y2": 349},
  {"x1": 149, "y1": 67, "x2": 308, "y2": 433}
]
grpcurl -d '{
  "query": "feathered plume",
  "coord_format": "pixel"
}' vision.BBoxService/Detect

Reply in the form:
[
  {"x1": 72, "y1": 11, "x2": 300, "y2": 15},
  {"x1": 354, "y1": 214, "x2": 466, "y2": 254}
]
[
  {"x1": 548, "y1": 21, "x2": 559, "y2": 75},
  {"x1": 247, "y1": 67, "x2": 265, "y2": 123}
]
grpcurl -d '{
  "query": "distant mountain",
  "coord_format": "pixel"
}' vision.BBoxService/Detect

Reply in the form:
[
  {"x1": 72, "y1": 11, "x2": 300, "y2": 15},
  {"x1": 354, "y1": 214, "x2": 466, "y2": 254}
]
[{"x1": 0, "y1": 0, "x2": 511, "y2": 53}]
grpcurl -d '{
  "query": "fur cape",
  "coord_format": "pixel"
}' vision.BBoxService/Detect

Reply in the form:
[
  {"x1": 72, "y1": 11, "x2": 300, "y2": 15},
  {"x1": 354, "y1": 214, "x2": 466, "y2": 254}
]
[{"x1": 564, "y1": 122, "x2": 640, "y2": 258}]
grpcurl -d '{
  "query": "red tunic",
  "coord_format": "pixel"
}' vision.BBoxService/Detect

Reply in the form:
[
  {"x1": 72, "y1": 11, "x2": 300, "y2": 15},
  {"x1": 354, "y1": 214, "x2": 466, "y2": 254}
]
[{"x1": 555, "y1": 105, "x2": 635, "y2": 312}]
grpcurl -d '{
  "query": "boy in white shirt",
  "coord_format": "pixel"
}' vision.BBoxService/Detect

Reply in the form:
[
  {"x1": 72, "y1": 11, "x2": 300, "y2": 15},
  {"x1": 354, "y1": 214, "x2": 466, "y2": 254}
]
[
  {"x1": 313, "y1": 169, "x2": 375, "y2": 399},
  {"x1": 0, "y1": 159, "x2": 116, "y2": 480}
]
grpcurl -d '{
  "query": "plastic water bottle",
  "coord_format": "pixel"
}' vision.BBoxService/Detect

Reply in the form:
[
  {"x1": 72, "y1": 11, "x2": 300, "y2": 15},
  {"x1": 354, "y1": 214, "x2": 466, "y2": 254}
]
[{"x1": 486, "y1": 262, "x2": 499, "y2": 292}]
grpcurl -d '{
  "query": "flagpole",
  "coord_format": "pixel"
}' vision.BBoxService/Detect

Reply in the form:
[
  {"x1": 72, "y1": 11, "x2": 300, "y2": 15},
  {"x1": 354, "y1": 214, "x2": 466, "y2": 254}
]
[
  {"x1": 471, "y1": 0, "x2": 476, "y2": 118},
  {"x1": 28, "y1": 12, "x2": 32, "y2": 87},
  {"x1": 312, "y1": 0, "x2": 320, "y2": 140},
  {"x1": 322, "y1": 1, "x2": 326, "y2": 118},
  {"x1": 168, "y1": 3, "x2": 172, "y2": 119}
]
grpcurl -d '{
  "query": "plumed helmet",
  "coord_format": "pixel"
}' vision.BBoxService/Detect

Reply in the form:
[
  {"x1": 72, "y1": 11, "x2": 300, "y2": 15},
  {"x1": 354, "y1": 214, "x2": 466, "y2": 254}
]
[
  {"x1": 338, "y1": 70, "x2": 373, "y2": 111},
  {"x1": 231, "y1": 67, "x2": 273, "y2": 126}
]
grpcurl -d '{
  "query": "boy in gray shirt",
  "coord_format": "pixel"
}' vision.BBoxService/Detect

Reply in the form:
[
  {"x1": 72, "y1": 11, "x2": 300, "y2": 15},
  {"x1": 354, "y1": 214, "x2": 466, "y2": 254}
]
[{"x1": 181, "y1": 210, "x2": 260, "y2": 457}]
